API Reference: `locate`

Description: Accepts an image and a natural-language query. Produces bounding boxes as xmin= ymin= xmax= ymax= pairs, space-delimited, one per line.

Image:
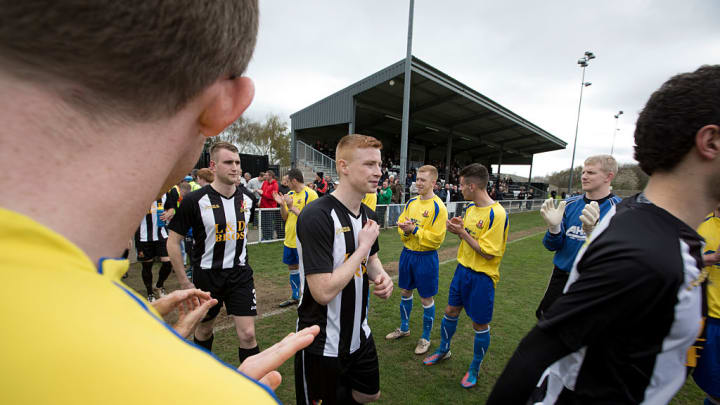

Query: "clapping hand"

xmin=540 ymin=198 xmax=566 ymax=234
xmin=151 ymin=289 xmax=218 ymax=339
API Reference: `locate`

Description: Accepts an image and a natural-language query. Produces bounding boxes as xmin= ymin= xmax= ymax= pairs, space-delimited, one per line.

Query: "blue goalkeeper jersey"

xmin=542 ymin=193 xmax=621 ymax=272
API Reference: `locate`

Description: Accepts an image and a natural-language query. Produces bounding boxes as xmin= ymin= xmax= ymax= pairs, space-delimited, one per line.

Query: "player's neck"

xmin=644 ymin=171 xmax=715 ymax=230
xmin=472 ymin=190 xmax=495 ymax=207
xmin=292 ymin=184 xmax=304 ymax=193
xmin=419 ymin=190 xmax=434 ymax=200
xmin=0 ymin=77 xmax=203 ymax=265
xmin=331 ymin=183 xmax=363 ymax=215
xmin=211 ymin=181 xmax=237 ymax=198
xmin=584 ymin=187 xmax=610 ymax=201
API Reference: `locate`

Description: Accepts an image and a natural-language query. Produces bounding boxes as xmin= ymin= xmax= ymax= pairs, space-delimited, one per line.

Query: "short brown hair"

xmin=210 ymin=141 xmax=238 ymax=160
xmin=196 ymin=168 xmax=214 ymax=183
xmin=584 ymin=155 xmax=618 ymax=175
xmin=0 ymin=0 xmax=259 ymax=121
xmin=287 ymin=168 xmax=304 ymax=183
xmin=417 ymin=165 xmax=438 ymax=182
xmin=459 ymin=163 xmax=489 ymax=187
xmin=335 ymin=134 xmax=383 ymax=162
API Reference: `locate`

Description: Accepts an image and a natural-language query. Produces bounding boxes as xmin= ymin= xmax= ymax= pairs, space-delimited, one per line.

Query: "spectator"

xmin=260 ymin=170 xmax=279 ymax=241
xmin=246 ymin=172 xmax=264 ymax=200
xmin=314 ymin=172 xmax=328 ymax=196
xmin=325 ymin=175 xmax=335 ymax=193
xmin=279 ymin=174 xmax=290 ymax=195
xmin=390 ymin=177 xmax=403 ymax=204
xmin=378 ymin=180 xmax=392 ymax=205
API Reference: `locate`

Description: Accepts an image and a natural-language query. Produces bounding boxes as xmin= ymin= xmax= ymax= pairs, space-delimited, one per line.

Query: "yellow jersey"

xmin=698 ymin=213 xmax=720 ymax=319
xmin=398 ymin=195 xmax=448 ymax=252
xmin=362 ymin=193 xmax=377 ymax=211
xmin=284 ymin=186 xmax=318 ymax=248
xmin=457 ymin=202 xmax=509 ymax=286
xmin=0 ymin=208 xmax=279 ymax=404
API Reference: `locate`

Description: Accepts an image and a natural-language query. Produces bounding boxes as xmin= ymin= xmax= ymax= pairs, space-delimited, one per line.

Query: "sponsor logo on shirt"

xmin=215 ymin=221 xmax=247 ymax=242
xmin=202 ymin=204 xmax=221 ymax=210
xmin=566 ymin=225 xmax=586 ymax=241
xmin=336 ymin=226 xmax=351 ymax=235
xmin=422 ymin=210 xmax=429 ymax=218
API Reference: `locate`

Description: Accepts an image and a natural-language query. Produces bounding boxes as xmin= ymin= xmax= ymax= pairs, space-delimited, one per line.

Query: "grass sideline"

xmin=123 ymin=211 xmax=705 ymax=404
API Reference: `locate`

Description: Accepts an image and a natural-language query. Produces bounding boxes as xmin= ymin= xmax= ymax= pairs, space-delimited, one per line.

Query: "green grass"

xmin=125 ymin=211 xmax=706 ymax=404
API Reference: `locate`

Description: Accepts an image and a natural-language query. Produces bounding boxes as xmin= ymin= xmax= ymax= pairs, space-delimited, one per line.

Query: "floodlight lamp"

xmin=585 ymin=51 xmax=595 ymax=59
xmin=618 ymin=110 xmax=624 ymax=115
xmin=577 ymin=58 xmax=587 ymax=65
xmin=584 ymin=82 xmax=592 ymax=87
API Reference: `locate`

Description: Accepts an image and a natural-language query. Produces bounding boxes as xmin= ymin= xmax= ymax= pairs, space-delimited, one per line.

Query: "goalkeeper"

xmin=536 ymin=155 xmax=621 ymax=319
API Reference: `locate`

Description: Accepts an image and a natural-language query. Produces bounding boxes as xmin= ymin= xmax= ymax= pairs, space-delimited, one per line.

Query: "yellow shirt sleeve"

xmin=414 ymin=200 xmax=448 ymax=250
xmin=477 ymin=206 xmax=508 ymax=257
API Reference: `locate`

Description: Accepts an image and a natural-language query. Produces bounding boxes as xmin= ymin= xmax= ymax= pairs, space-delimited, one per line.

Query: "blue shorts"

xmin=398 ymin=248 xmax=439 ymax=298
xmin=283 ymin=246 xmax=299 ymax=266
xmin=448 ymin=264 xmax=495 ymax=325
xmin=694 ymin=317 xmax=720 ymax=397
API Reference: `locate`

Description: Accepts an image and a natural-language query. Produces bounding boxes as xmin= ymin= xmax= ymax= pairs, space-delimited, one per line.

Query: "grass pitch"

xmin=123 ymin=211 xmax=706 ymax=404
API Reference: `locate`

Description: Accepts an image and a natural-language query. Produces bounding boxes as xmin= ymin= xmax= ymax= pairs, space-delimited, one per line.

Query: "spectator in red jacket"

xmin=314 ymin=172 xmax=328 ymax=196
xmin=260 ymin=170 xmax=279 ymax=208
xmin=260 ymin=170 xmax=279 ymax=241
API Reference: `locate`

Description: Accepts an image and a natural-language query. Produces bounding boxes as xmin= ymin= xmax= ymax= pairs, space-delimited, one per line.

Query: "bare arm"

xmin=167 ymin=230 xmax=193 ymax=289
xmin=366 ymin=253 xmax=393 ymax=299
xmin=305 ymin=220 xmax=379 ymax=305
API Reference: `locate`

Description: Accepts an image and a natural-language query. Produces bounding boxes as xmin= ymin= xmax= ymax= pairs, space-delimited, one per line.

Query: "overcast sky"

xmin=242 ymin=0 xmax=720 ymax=177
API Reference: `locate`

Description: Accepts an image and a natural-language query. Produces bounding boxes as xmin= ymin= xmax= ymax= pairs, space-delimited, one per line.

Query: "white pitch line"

xmin=214 ymin=230 xmax=545 ymax=332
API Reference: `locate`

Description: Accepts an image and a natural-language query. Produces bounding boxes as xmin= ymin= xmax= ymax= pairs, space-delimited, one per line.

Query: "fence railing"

xmin=247 ymin=199 xmax=546 ymax=245
xmin=296 ymin=140 xmax=337 ymax=179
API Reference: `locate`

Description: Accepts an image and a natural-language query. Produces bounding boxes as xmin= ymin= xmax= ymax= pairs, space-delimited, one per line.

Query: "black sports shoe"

xmin=278 ymin=298 xmax=299 ymax=308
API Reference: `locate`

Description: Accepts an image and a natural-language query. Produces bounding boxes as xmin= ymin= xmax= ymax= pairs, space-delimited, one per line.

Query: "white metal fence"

xmin=247 ymin=199 xmax=546 ymax=245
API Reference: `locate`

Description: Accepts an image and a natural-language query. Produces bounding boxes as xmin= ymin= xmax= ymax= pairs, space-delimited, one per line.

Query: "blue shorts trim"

xmin=694 ymin=317 xmax=720 ymax=397
xmin=448 ymin=264 xmax=495 ymax=324
xmin=283 ymin=246 xmax=299 ymax=266
xmin=398 ymin=248 xmax=439 ymax=298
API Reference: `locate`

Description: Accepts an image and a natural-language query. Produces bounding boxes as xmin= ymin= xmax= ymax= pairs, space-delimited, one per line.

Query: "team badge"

xmin=422 ymin=210 xmax=429 ymax=218
xmin=476 ymin=220 xmax=483 ymax=228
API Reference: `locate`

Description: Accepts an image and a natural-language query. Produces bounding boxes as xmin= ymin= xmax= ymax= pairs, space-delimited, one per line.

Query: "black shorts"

xmin=135 ymin=239 xmax=168 ymax=261
xmin=193 ymin=265 xmax=256 ymax=320
xmin=535 ymin=266 xmax=570 ymax=319
xmin=295 ymin=336 xmax=380 ymax=405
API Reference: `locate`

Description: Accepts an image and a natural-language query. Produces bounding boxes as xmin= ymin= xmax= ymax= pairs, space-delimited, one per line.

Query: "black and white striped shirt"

xmin=135 ymin=196 xmax=168 ymax=242
xmin=488 ymin=193 xmax=706 ymax=404
xmin=169 ymin=185 xmax=256 ymax=270
xmin=296 ymin=194 xmax=380 ymax=358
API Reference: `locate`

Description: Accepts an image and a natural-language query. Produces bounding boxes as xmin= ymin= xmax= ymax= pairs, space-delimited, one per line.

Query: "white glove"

xmin=579 ymin=201 xmax=600 ymax=236
xmin=540 ymin=198 xmax=566 ymax=234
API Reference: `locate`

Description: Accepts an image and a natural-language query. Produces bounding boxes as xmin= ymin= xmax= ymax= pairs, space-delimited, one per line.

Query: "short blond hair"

xmin=209 ymin=141 xmax=238 ymax=160
xmin=584 ymin=154 xmax=618 ymax=175
xmin=335 ymin=134 xmax=383 ymax=162
xmin=417 ymin=165 xmax=438 ymax=182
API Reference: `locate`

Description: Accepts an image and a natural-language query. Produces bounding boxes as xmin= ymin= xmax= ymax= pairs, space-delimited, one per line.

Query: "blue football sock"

xmin=439 ymin=314 xmax=459 ymax=352
xmin=400 ymin=295 xmax=413 ymax=332
xmin=289 ymin=270 xmax=300 ymax=300
xmin=421 ymin=301 xmax=435 ymax=340
xmin=469 ymin=327 xmax=491 ymax=373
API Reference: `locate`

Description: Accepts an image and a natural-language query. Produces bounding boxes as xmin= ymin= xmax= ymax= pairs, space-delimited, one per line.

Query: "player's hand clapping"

xmin=579 ymin=201 xmax=600 ymax=236
xmin=371 ymin=271 xmax=393 ymax=299
xmin=540 ymin=198 xmax=566 ymax=234
xmin=238 ymin=325 xmax=320 ymax=391
xmin=398 ymin=219 xmax=415 ymax=234
xmin=446 ymin=216 xmax=464 ymax=235
xmin=272 ymin=191 xmax=284 ymax=205
xmin=151 ymin=289 xmax=218 ymax=339
xmin=358 ymin=219 xmax=379 ymax=250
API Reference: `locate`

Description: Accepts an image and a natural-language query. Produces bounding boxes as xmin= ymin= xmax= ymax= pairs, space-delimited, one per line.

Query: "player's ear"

xmin=198 ymin=77 xmax=255 ymax=137
xmin=695 ymin=124 xmax=720 ymax=161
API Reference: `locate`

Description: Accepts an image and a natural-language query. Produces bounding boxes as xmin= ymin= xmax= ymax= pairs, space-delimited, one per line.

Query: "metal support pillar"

xmin=497 ymin=146 xmax=504 ymax=179
xmin=445 ymin=132 xmax=453 ymax=183
xmin=290 ymin=124 xmax=297 ymax=169
xmin=399 ymin=0 xmax=414 ymax=204
xmin=527 ymin=154 xmax=534 ymax=189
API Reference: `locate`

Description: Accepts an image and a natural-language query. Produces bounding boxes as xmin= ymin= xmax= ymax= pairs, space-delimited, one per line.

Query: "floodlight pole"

xmin=567 ymin=51 xmax=594 ymax=195
xmin=399 ymin=0 xmax=414 ymax=204
xmin=610 ymin=110 xmax=623 ymax=155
